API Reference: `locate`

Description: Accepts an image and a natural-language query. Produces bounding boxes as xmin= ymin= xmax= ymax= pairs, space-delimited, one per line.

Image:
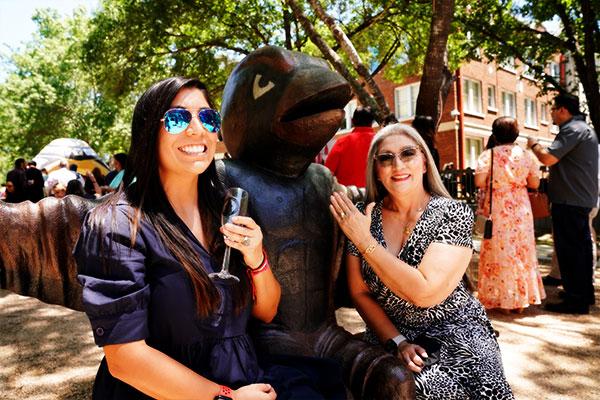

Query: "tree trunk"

xmin=415 ymin=0 xmax=455 ymax=128
xmin=307 ymin=0 xmax=395 ymax=123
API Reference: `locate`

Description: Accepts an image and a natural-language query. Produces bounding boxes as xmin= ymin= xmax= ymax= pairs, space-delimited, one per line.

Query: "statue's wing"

xmin=0 ymin=195 xmax=99 ymax=310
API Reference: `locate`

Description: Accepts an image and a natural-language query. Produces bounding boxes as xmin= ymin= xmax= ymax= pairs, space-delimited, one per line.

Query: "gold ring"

xmin=340 ymin=211 xmax=346 ymax=219
xmin=242 ymin=236 xmax=250 ymax=246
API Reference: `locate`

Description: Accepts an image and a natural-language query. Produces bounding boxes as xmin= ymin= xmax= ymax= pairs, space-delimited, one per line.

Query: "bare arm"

xmin=104 ymin=341 xmax=276 ymax=400
xmin=527 ymin=138 xmax=559 ymax=166
xmin=526 ymin=173 xmax=540 ymax=189
xmin=474 ymin=172 xmax=488 ymax=188
xmin=222 ymin=216 xmax=281 ymax=322
xmin=347 ymin=255 xmax=402 ymax=343
xmin=104 ymin=340 xmax=220 ymax=399
xmin=331 ymin=193 xmax=471 ymax=308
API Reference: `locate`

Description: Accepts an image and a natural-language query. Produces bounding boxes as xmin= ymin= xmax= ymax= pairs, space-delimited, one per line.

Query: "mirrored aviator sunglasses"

xmin=162 ymin=107 xmax=221 ymax=134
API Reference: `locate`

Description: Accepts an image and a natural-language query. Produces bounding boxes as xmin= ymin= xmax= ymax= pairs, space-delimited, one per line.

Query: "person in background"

xmin=2 ymin=181 xmax=17 ymax=202
xmin=51 ymin=183 xmax=67 ymax=199
xmin=66 ymin=179 xmax=96 ymax=199
xmin=25 ymin=161 xmax=45 ymax=202
xmin=527 ymin=93 xmax=598 ymax=314
xmin=325 ymin=106 xmax=376 ymax=187
xmin=475 ymin=117 xmax=545 ymax=313
xmin=412 ymin=115 xmax=440 ymax=171
xmin=6 ymin=158 xmax=27 ymax=203
xmin=84 ymin=167 xmax=105 ymax=198
xmin=45 ymin=160 xmax=77 ymax=193
xmin=330 ymin=123 xmax=513 ymax=399
xmin=69 ymin=164 xmax=86 ymax=186
xmin=105 ymin=152 xmax=127 ymax=190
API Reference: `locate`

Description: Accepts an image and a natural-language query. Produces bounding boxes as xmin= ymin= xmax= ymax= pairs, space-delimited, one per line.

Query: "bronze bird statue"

xmin=218 ymin=45 xmax=414 ymax=399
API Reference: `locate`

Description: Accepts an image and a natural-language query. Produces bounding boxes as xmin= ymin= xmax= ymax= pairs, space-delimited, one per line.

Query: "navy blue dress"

xmin=74 ymin=200 xmax=343 ymax=399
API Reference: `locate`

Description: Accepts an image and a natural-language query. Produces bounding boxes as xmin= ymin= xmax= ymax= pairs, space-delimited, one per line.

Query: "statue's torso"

xmin=219 ymin=160 xmax=335 ymax=332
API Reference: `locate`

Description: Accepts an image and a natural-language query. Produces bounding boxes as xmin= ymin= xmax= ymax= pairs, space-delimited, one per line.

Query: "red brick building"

xmin=372 ymin=57 xmax=562 ymax=170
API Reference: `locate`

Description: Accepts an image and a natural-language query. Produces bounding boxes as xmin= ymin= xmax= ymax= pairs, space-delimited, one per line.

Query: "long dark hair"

xmin=91 ymin=77 xmax=249 ymax=317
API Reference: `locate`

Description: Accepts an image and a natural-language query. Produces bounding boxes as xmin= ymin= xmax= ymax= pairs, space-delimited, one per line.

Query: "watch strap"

xmin=214 ymin=385 xmax=233 ymax=400
xmin=391 ymin=333 xmax=407 ymax=346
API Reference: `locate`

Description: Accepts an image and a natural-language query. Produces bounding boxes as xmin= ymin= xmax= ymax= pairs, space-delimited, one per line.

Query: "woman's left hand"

xmin=221 ymin=216 xmax=264 ymax=269
xmin=329 ymin=192 xmax=375 ymax=249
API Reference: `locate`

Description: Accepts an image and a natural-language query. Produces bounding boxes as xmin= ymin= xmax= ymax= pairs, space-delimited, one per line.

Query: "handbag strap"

xmin=488 ymin=148 xmax=494 ymax=216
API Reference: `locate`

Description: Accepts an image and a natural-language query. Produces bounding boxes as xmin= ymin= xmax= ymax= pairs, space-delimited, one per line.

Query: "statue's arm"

xmin=0 ymin=196 xmax=99 ymax=310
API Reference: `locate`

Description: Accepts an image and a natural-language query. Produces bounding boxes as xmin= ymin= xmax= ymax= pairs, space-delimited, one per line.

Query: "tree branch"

xmin=306 ymin=0 xmax=394 ymax=122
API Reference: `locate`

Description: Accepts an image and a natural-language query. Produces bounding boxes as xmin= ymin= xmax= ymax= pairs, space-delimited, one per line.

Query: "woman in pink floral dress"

xmin=475 ymin=117 xmax=546 ymax=312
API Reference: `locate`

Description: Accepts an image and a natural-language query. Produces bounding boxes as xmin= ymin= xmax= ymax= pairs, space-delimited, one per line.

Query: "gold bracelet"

xmin=363 ymin=243 xmax=377 ymax=255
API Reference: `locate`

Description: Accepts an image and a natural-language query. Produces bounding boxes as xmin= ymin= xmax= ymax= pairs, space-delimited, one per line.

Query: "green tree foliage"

xmin=458 ymin=0 xmax=600 ymax=132
xmin=0 ymin=8 xmax=129 ymax=177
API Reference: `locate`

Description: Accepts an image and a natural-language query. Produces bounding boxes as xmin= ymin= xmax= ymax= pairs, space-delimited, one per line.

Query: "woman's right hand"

xmin=233 ymin=383 xmax=276 ymax=400
xmin=398 ymin=341 xmax=428 ymax=373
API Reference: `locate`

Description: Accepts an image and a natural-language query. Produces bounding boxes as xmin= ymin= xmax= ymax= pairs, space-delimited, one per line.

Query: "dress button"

xmin=96 ymin=327 xmax=105 ymax=336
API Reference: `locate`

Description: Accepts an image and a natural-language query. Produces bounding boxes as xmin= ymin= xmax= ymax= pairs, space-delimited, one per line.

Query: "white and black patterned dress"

xmin=348 ymin=195 xmax=514 ymax=399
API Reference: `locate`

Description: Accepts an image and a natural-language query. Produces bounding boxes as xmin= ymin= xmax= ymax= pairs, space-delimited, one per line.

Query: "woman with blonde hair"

xmin=330 ymin=123 xmax=513 ymax=399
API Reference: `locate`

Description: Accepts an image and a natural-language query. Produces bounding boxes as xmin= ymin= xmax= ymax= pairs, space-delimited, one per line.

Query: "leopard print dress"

xmin=348 ymin=195 xmax=514 ymax=399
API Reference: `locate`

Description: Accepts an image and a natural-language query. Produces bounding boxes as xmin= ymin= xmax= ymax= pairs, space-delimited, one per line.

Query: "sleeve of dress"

xmin=475 ymin=148 xmax=490 ymax=175
xmin=73 ymin=206 xmax=150 ymax=347
xmin=433 ymin=200 xmax=474 ymax=249
xmin=346 ymin=202 xmax=366 ymax=257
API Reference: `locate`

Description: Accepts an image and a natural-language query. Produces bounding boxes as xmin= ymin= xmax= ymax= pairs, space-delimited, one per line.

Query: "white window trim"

xmin=540 ymin=103 xmax=549 ymax=125
xmin=463 ymin=78 xmax=483 ymax=115
xmin=502 ymin=91 xmax=517 ymax=118
xmin=524 ymin=97 xmax=538 ymax=129
xmin=487 ymin=85 xmax=497 ymax=113
xmin=394 ymin=83 xmax=420 ymax=121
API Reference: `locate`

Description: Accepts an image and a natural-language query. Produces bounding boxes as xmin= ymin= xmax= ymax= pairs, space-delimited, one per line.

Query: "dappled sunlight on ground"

xmin=0 ymin=290 xmax=102 ymax=399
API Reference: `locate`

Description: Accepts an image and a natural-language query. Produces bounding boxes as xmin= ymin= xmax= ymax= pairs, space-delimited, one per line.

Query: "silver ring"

xmin=340 ymin=211 xmax=346 ymax=219
xmin=242 ymin=236 xmax=250 ymax=246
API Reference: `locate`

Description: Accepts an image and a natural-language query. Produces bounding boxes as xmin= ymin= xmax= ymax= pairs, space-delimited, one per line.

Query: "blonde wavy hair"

xmin=365 ymin=123 xmax=451 ymax=203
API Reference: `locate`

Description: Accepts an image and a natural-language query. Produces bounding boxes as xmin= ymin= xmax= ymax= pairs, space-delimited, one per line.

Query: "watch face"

xmin=384 ymin=338 xmax=398 ymax=355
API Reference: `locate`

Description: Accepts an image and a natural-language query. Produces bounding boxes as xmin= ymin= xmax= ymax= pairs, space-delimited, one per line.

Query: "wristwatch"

xmin=384 ymin=334 xmax=407 ymax=356
xmin=214 ymin=385 xmax=233 ymax=400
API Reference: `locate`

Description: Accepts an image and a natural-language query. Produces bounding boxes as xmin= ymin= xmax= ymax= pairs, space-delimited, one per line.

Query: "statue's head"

xmin=221 ymin=46 xmax=352 ymax=178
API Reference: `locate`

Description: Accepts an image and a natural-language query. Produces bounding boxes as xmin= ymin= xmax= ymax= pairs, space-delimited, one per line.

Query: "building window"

xmin=464 ymin=137 xmax=483 ymax=169
xmin=540 ymin=103 xmax=549 ymax=124
xmin=462 ymin=78 xmax=483 ymax=115
xmin=500 ymin=56 xmax=516 ymax=73
xmin=394 ymin=83 xmax=420 ymax=120
xmin=524 ymin=98 xmax=537 ymax=127
xmin=487 ymin=85 xmax=497 ymax=111
xmin=502 ymin=91 xmax=516 ymax=117
xmin=548 ymin=62 xmax=560 ymax=80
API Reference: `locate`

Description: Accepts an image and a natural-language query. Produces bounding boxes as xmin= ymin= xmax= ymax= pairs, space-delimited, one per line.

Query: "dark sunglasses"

xmin=374 ymin=146 xmax=421 ymax=166
xmin=161 ymin=107 xmax=221 ymax=134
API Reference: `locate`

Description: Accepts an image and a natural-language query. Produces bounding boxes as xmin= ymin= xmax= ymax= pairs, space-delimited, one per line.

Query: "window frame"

xmin=394 ymin=83 xmax=420 ymax=121
xmin=462 ymin=78 xmax=484 ymax=117
xmin=502 ymin=91 xmax=517 ymax=118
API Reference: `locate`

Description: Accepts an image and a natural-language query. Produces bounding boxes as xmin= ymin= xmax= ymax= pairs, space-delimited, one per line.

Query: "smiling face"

xmin=157 ymin=87 xmax=218 ymax=182
xmin=375 ymin=134 xmax=427 ymax=197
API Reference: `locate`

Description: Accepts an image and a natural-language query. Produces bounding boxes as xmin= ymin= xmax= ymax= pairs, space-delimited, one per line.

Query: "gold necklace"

xmin=401 ymin=200 xmax=429 ymax=236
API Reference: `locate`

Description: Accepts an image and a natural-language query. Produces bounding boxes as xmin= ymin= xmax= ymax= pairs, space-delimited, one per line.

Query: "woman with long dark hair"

xmin=74 ymin=77 xmax=280 ymax=399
